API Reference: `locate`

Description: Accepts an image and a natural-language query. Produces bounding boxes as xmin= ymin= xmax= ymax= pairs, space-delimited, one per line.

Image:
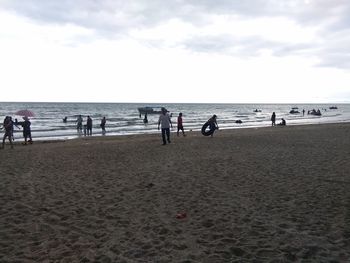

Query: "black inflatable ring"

xmin=201 ymin=121 xmax=215 ymax=136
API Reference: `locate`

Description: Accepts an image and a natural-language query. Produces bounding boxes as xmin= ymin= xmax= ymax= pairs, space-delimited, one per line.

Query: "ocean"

xmin=1 ymin=102 xmax=349 ymax=141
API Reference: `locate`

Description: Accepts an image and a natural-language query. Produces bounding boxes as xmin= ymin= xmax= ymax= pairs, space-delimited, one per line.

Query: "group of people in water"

xmin=2 ymin=107 xmax=302 ymax=148
xmin=64 ymin=106 xmax=324 ymax=146
xmin=1 ymin=109 xmax=277 ymax=148
xmin=70 ymin=115 xmax=106 ymax=136
xmin=1 ymin=116 xmax=32 ymax=149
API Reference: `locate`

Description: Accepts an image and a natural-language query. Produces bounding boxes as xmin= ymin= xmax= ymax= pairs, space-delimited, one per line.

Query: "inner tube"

xmin=201 ymin=121 xmax=215 ymax=136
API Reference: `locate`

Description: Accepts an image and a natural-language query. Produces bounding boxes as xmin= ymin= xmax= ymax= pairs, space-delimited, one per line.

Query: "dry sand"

xmin=1 ymin=123 xmax=350 ymax=262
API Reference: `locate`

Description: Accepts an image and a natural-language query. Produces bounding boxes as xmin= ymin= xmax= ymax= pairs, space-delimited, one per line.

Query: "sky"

xmin=1 ymin=0 xmax=350 ymax=103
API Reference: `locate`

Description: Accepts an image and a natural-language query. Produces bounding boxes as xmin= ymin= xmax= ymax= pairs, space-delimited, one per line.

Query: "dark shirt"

xmin=87 ymin=118 xmax=92 ymax=128
xmin=101 ymin=119 xmax=106 ymax=128
xmin=271 ymin=114 xmax=276 ymax=121
xmin=22 ymin=120 xmax=31 ymax=132
xmin=4 ymin=120 xmax=14 ymax=132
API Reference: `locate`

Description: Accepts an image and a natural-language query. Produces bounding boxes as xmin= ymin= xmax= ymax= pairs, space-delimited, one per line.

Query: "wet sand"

xmin=1 ymin=123 xmax=350 ymax=262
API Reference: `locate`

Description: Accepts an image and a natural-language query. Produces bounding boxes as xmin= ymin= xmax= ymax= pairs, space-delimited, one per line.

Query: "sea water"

xmin=1 ymin=102 xmax=349 ymax=141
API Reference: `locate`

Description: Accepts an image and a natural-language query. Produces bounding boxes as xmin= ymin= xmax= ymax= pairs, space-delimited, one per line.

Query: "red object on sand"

xmin=15 ymin=109 xmax=35 ymax=117
xmin=176 ymin=212 xmax=187 ymax=219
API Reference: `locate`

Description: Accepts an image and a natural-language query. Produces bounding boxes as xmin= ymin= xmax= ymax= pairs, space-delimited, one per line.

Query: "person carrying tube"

xmin=201 ymin=114 xmax=219 ymax=137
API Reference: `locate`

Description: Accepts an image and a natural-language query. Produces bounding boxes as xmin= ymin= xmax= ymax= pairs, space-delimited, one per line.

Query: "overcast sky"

xmin=1 ymin=0 xmax=350 ymax=103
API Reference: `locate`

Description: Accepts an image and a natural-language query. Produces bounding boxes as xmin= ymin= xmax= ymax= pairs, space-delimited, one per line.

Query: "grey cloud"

xmin=1 ymin=0 xmax=144 ymax=37
xmin=319 ymin=54 xmax=350 ymax=69
xmin=1 ymin=0 xmax=187 ymax=34
xmin=183 ymin=32 xmax=350 ymax=70
xmin=316 ymin=47 xmax=350 ymax=69
xmin=182 ymin=34 xmax=322 ymax=59
xmin=272 ymin=43 xmax=318 ymax=57
xmin=182 ymin=35 xmax=282 ymax=57
xmin=313 ymin=27 xmax=350 ymax=68
xmin=3 ymin=0 xmax=349 ymax=32
xmin=2 ymin=0 xmax=350 ymax=68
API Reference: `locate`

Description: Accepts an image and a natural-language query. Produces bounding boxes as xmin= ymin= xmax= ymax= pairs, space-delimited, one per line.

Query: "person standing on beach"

xmin=87 ymin=116 xmax=93 ymax=136
xmin=76 ymin=115 xmax=83 ymax=132
xmin=21 ymin=116 xmax=33 ymax=144
xmin=177 ymin=112 xmax=186 ymax=137
xmin=208 ymin=114 xmax=219 ymax=137
xmin=158 ymin=107 xmax=172 ymax=145
xmin=1 ymin=116 xmax=14 ymax=149
xmin=100 ymin=117 xmax=106 ymax=135
xmin=271 ymin=112 xmax=276 ymax=126
xmin=10 ymin=117 xmax=20 ymax=142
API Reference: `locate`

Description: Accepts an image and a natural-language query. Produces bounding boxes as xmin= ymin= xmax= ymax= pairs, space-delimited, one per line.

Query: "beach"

xmin=1 ymin=123 xmax=350 ymax=262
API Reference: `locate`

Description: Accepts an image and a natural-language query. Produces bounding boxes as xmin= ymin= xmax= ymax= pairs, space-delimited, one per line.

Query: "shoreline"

xmin=5 ymin=120 xmax=350 ymax=144
xmin=1 ymin=122 xmax=350 ymax=261
xmin=2 ymin=102 xmax=349 ymax=143
xmin=6 ymin=120 xmax=350 ymax=144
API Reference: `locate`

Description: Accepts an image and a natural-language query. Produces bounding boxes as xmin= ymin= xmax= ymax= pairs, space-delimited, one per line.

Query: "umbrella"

xmin=15 ymin=109 xmax=35 ymax=117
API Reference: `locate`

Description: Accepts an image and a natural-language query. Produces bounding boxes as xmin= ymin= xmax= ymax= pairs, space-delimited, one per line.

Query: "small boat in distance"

xmin=308 ymin=109 xmax=322 ymax=116
xmin=289 ymin=108 xmax=300 ymax=114
xmin=138 ymin=106 xmax=166 ymax=118
xmin=329 ymin=106 xmax=338 ymax=109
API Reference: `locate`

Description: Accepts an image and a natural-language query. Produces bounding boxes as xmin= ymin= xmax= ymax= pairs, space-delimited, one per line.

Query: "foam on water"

xmin=1 ymin=102 xmax=349 ymax=141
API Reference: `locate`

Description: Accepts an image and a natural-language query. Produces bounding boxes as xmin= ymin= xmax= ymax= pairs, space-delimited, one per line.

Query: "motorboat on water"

xmin=138 ymin=106 xmax=167 ymax=118
xmin=329 ymin=106 xmax=338 ymax=109
xmin=308 ymin=109 xmax=322 ymax=116
xmin=289 ymin=108 xmax=300 ymax=114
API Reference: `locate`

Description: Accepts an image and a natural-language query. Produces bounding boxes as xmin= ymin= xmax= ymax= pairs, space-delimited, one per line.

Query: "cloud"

xmin=182 ymin=34 xmax=278 ymax=57
xmin=2 ymin=0 xmax=348 ymax=32
xmin=0 ymin=0 xmax=187 ymax=36
xmin=1 ymin=0 xmax=350 ymax=68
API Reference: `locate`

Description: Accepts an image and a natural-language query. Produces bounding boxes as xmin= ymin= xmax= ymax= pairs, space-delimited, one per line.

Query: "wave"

xmin=2 ymin=102 xmax=350 ymax=141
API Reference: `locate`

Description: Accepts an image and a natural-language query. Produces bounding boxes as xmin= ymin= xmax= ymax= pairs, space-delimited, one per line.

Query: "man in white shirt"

xmin=158 ymin=107 xmax=173 ymax=145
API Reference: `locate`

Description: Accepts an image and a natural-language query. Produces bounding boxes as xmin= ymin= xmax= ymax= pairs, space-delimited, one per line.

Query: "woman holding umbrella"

xmin=15 ymin=110 xmax=34 ymax=144
xmin=21 ymin=116 xmax=33 ymax=144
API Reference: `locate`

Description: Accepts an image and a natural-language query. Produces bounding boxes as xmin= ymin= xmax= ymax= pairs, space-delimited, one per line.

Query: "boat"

xmin=308 ymin=109 xmax=322 ymax=116
xmin=253 ymin=109 xmax=262 ymax=112
xmin=329 ymin=106 xmax=338 ymax=109
xmin=138 ymin=106 xmax=165 ymax=118
xmin=310 ymin=111 xmax=322 ymax=116
xmin=289 ymin=109 xmax=300 ymax=114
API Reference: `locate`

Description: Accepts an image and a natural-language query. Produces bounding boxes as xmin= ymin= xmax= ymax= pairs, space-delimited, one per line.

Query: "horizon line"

xmin=0 ymin=101 xmax=349 ymax=104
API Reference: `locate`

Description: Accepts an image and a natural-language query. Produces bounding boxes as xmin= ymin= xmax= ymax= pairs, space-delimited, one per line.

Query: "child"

xmin=177 ymin=113 xmax=186 ymax=137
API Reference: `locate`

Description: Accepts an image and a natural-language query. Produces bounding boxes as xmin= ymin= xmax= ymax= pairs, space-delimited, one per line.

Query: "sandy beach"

xmin=1 ymin=123 xmax=350 ymax=262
